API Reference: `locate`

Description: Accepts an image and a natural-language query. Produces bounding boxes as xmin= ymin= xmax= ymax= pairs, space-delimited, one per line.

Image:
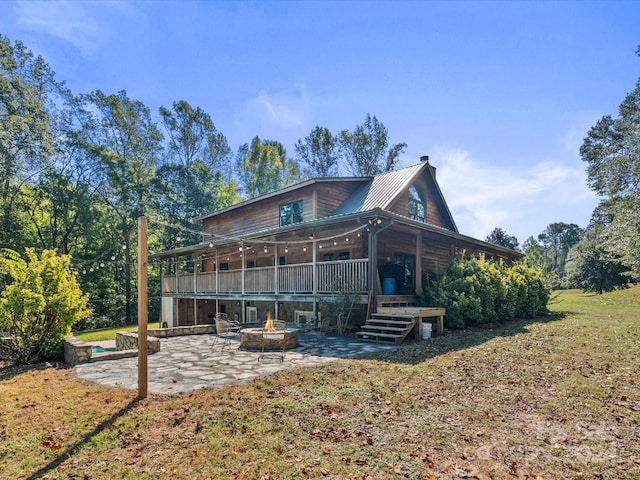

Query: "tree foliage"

xmin=339 ymin=114 xmax=406 ymax=176
xmin=0 ymin=34 xmax=62 ymax=249
xmin=580 ymin=54 xmax=640 ymax=279
xmin=295 ymin=126 xmax=340 ymax=179
xmin=565 ymin=222 xmax=629 ymax=294
xmin=536 ymin=222 xmax=583 ymax=279
xmin=485 ymin=227 xmax=519 ymax=250
xmin=236 ymin=136 xmax=301 ymax=198
xmin=159 ymin=99 xmax=231 ymax=172
xmin=0 ymin=248 xmax=91 ymax=363
xmin=79 ymin=90 xmax=163 ymax=324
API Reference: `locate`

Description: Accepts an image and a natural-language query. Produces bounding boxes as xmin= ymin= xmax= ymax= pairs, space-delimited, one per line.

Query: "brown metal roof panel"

xmin=331 ymin=163 xmax=427 ymax=215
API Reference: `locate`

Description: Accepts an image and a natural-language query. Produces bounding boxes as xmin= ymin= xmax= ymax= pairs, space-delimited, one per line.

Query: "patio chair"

xmin=315 ymin=314 xmax=332 ymax=348
xmin=296 ymin=314 xmax=317 ymax=346
xmin=258 ymin=319 xmax=286 ymax=363
xmin=211 ymin=314 xmax=241 ymax=351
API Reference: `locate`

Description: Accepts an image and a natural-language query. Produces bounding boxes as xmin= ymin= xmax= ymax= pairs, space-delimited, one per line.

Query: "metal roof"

xmin=331 ymin=162 xmax=428 ymax=215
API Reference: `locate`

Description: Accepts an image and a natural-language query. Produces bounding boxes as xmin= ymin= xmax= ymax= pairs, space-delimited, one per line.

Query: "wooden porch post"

xmin=174 ymin=255 xmax=180 ymax=327
xmin=137 ymin=216 xmax=148 ymax=399
xmin=312 ymin=238 xmax=318 ymax=321
xmin=193 ymin=254 xmax=197 ymax=325
xmin=241 ymin=241 xmax=245 ymax=296
xmin=415 ymin=234 xmax=423 ymax=292
xmin=368 ymin=228 xmax=378 ymax=313
xmin=274 ymin=243 xmax=279 ymax=295
xmin=215 ymin=249 xmax=219 ymax=295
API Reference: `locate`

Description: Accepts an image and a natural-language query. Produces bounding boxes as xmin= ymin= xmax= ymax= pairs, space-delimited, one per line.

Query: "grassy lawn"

xmin=73 ymin=323 xmax=162 ymax=342
xmin=1 ymin=288 xmax=639 ymax=479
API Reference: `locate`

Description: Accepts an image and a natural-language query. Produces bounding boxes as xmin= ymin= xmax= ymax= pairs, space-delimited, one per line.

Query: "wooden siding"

xmin=202 ymin=180 xmax=368 ymax=238
xmin=386 ymin=172 xmax=455 ymax=230
xmin=314 ymin=181 xmax=365 ymax=218
xmin=203 ymin=185 xmax=315 ymax=238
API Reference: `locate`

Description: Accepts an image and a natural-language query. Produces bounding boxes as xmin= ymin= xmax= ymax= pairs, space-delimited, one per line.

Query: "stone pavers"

xmin=75 ymin=334 xmax=395 ymax=394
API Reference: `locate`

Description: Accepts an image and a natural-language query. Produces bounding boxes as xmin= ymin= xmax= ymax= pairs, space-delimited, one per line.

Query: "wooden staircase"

xmin=356 ymin=313 xmax=419 ymax=344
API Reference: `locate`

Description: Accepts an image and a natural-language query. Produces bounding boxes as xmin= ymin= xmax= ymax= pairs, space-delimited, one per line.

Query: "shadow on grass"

xmin=0 ymin=360 xmax=72 ymax=382
xmin=25 ymin=397 xmax=141 ymax=480
xmin=359 ymin=312 xmax=568 ymax=365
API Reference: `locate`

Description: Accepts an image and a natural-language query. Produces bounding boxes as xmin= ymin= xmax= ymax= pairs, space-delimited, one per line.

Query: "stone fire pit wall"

xmin=239 ymin=327 xmax=298 ymax=350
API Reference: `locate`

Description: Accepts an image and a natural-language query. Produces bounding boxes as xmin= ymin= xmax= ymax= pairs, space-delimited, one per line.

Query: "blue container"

xmin=382 ymin=278 xmax=395 ymax=295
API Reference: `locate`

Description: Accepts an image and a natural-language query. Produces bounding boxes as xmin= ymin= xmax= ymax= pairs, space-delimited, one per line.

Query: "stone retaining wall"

xmin=64 ymin=336 xmax=93 ymax=365
xmin=116 ymin=331 xmax=161 ymax=353
xmin=148 ymin=325 xmax=215 ymax=338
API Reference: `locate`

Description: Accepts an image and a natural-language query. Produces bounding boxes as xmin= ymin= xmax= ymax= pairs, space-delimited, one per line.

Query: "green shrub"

xmin=420 ymin=258 xmax=549 ymax=329
xmin=0 ymin=248 xmax=91 ymax=363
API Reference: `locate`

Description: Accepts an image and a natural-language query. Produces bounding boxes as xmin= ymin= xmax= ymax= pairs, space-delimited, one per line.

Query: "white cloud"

xmin=434 ymin=146 xmax=599 ymax=243
xmin=14 ymin=0 xmax=104 ymax=53
xmin=234 ymin=84 xmax=312 ymax=141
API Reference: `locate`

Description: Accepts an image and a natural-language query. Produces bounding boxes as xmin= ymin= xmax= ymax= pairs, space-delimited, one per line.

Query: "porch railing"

xmin=161 ymin=259 xmax=368 ymax=295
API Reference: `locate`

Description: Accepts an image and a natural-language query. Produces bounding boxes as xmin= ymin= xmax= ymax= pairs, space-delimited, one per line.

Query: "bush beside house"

xmin=421 ymin=258 xmax=549 ymax=329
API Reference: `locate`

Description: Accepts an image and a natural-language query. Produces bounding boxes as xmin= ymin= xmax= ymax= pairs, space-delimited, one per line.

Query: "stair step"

xmin=371 ymin=313 xmax=417 ymax=321
xmin=360 ymin=326 xmax=407 ymax=333
xmin=367 ymin=319 xmax=414 ymax=327
xmin=356 ymin=331 xmax=403 ymax=344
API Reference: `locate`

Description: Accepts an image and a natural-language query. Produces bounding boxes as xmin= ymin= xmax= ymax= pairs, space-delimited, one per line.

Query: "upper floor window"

xmin=280 ymin=200 xmax=303 ymax=227
xmin=408 ymin=186 xmax=426 ymax=223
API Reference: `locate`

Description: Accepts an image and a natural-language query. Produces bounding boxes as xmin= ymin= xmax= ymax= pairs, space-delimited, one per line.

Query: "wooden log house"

xmin=153 ymin=157 xmax=523 ymax=331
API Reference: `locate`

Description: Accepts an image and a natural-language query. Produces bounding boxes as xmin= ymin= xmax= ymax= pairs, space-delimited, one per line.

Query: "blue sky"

xmin=1 ymin=0 xmax=639 ymax=244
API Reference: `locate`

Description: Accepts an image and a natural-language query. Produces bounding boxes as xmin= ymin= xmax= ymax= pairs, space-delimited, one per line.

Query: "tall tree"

xmin=485 ymin=227 xmax=519 ymax=250
xmin=537 ymin=222 xmax=583 ymax=278
xmin=236 ymin=136 xmax=301 ymax=198
xmin=159 ymin=100 xmax=231 ymax=172
xmin=339 ymin=114 xmax=406 ymax=176
xmin=565 ymin=222 xmax=629 ymax=294
xmin=295 ymin=126 xmax=340 ymax=178
xmin=155 ymin=100 xmax=238 ymax=246
xmin=80 ymin=90 xmax=163 ymax=324
xmin=580 ymin=52 xmax=640 ymax=278
xmin=0 ymin=35 xmax=60 ymax=249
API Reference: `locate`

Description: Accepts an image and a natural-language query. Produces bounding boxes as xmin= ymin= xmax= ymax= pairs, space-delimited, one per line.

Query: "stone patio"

xmin=75 ymin=333 xmax=396 ymax=394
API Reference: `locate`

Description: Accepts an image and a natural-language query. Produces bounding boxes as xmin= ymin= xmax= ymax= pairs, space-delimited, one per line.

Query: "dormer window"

xmin=280 ymin=200 xmax=303 ymax=227
xmin=408 ymin=186 xmax=425 ymax=223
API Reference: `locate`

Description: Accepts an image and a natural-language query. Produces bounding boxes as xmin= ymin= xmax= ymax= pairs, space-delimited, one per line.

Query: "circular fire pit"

xmin=240 ymin=327 xmax=298 ymax=350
